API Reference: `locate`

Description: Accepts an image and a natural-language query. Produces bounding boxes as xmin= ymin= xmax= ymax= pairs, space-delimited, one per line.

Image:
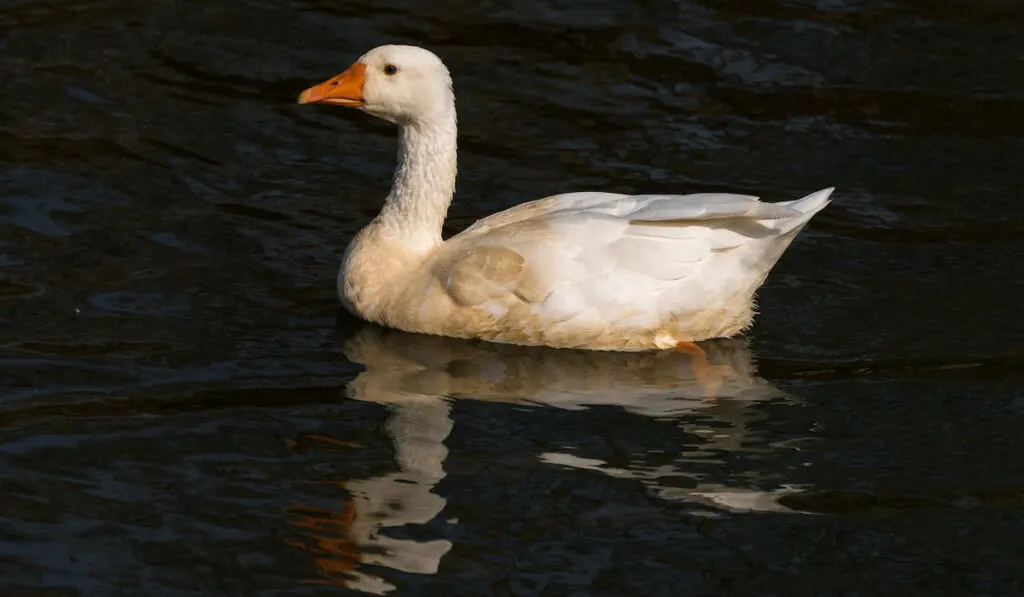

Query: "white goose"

xmin=298 ymin=44 xmax=832 ymax=353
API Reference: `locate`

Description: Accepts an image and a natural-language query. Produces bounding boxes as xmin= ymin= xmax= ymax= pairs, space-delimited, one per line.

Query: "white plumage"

xmin=297 ymin=45 xmax=832 ymax=351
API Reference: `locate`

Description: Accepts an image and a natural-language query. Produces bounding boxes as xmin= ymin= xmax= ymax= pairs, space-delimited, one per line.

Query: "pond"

xmin=1 ymin=0 xmax=1022 ymax=594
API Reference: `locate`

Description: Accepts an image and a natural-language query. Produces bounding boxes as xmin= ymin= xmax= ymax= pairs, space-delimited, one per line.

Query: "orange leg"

xmin=674 ymin=341 xmax=732 ymax=401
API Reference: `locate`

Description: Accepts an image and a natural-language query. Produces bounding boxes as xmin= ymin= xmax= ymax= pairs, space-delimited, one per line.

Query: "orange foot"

xmin=674 ymin=341 xmax=733 ymax=401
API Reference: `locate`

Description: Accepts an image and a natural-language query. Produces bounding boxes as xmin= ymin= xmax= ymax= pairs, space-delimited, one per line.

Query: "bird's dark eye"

xmin=383 ymin=64 xmax=398 ymax=76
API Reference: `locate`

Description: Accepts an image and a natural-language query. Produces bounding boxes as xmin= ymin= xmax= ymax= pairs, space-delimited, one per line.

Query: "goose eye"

xmin=383 ymin=64 xmax=398 ymax=76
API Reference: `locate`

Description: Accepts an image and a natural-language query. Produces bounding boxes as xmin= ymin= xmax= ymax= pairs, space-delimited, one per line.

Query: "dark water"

xmin=2 ymin=0 xmax=1023 ymax=594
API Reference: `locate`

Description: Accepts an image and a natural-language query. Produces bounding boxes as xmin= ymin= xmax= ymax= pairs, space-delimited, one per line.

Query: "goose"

xmin=297 ymin=44 xmax=832 ymax=353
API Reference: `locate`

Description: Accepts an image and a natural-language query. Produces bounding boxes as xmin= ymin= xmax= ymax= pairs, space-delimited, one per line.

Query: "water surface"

xmin=1 ymin=0 xmax=1022 ymax=594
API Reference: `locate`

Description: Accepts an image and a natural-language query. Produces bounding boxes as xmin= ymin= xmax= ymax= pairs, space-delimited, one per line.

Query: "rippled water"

xmin=2 ymin=0 xmax=1023 ymax=594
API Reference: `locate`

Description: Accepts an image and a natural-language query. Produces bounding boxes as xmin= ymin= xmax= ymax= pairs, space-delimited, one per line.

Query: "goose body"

xmin=298 ymin=45 xmax=832 ymax=351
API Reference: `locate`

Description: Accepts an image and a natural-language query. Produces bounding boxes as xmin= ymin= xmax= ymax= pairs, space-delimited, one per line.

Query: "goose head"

xmin=297 ymin=44 xmax=454 ymax=126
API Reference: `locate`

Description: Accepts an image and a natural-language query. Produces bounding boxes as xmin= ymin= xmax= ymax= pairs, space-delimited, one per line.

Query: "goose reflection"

xmin=288 ymin=323 xmax=795 ymax=593
xmin=343 ymin=325 xmax=781 ymax=415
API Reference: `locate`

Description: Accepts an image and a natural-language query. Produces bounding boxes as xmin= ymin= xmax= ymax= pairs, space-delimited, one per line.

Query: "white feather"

xmin=458 ymin=187 xmax=835 ymax=328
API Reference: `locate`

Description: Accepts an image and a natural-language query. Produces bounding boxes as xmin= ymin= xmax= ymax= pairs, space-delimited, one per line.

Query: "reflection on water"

xmin=287 ymin=324 xmax=794 ymax=591
xmin=286 ymin=381 xmax=453 ymax=593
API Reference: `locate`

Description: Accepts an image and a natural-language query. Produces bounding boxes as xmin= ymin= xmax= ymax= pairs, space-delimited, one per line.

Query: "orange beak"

xmin=297 ymin=63 xmax=366 ymax=107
